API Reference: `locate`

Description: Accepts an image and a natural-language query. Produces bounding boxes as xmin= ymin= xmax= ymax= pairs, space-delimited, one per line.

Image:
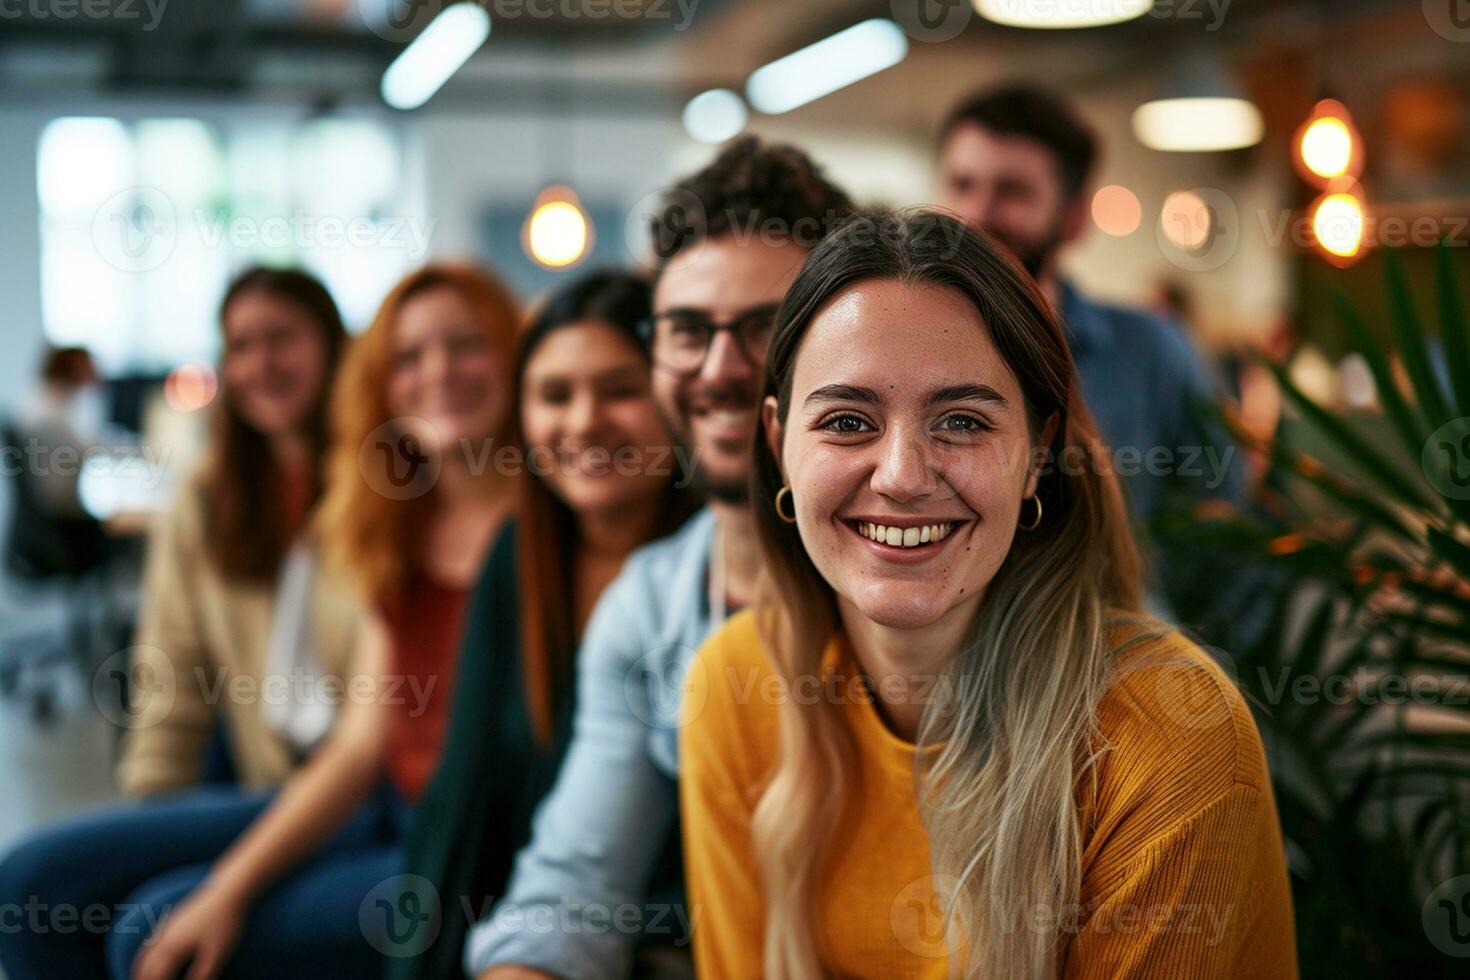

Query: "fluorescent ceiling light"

xmin=746 ymin=19 xmax=908 ymax=115
xmin=683 ymin=89 xmax=748 ymax=144
xmin=974 ymin=0 xmax=1154 ymax=29
xmin=381 ymin=3 xmax=492 ymax=110
xmin=1132 ymin=97 xmax=1264 ymax=152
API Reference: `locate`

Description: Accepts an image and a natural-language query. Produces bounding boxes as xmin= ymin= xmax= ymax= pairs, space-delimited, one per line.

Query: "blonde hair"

xmin=750 ymin=210 xmax=1153 ymax=977
xmin=318 ymin=262 xmax=519 ymax=603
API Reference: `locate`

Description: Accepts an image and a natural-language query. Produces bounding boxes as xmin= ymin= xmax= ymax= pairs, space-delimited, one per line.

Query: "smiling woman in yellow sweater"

xmin=679 ymin=210 xmax=1297 ymax=979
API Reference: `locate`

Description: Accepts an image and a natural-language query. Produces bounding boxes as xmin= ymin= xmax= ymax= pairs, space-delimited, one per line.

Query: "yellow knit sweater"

xmin=679 ymin=609 xmax=1298 ymax=978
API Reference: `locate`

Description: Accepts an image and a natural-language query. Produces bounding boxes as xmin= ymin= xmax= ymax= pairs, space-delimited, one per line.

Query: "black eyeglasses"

xmin=637 ymin=303 xmax=780 ymax=377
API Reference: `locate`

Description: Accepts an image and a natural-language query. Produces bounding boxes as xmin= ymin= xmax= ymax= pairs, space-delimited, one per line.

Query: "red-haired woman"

xmin=118 ymin=262 xmax=521 ymax=980
xmin=390 ymin=269 xmax=700 ymax=978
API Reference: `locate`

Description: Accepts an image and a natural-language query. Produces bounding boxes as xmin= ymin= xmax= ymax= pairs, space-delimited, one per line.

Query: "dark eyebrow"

xmin=803 ymin=383 xmax=881 ymax=408
xmin=804 ymin=382 xmax=1008 ymax=410
xmin=654 ymin=302 xmax=781 ymax=321
xmin=532 ymin=364 xmax=647 ymax=386
xmin=595 ymin=365 xmax=649 ymax=384
xmin=928 ymin=383 xmax=1008 ymax=408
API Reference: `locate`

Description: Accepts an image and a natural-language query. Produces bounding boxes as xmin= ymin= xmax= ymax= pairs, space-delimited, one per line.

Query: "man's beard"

xmin=692 ymin=462 xmax=750 ymax=505
xmin=660 ymin=381 xmax=757 ymax=505
xmin=989 ymin=218 xmax=1066 ymax=282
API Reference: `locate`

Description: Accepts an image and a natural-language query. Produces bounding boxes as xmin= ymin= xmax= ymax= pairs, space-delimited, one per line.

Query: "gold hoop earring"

xmin=1019 ymin=495 xmax=1043 ymax=531
xmin=774 ymin=485 xmax=798 ymax=524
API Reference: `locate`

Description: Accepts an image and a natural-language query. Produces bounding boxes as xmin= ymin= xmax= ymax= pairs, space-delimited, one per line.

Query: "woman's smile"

xmin=839 ymin=515 xmax=974 ymax=563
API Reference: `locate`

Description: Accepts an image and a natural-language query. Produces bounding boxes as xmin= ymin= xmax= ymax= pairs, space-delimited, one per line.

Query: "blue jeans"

xmin=0 ymin=785 xmax=407 ymax=979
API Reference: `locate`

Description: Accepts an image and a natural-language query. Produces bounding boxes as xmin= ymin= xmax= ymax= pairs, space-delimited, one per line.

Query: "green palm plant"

xmin=1157 ymin=243 xmax=1470 ymax=978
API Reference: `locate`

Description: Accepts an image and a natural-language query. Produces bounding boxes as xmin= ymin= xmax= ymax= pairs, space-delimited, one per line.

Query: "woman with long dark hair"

xmin=391 ymin=269 xmax=699 ymax=978
xmin=680 ymin=211 xmax=1297 ymax=978
xmin=123 ymin=266 xmax=356 ymax=793
xmin=0 ymin=266 xmax=359 ymax=979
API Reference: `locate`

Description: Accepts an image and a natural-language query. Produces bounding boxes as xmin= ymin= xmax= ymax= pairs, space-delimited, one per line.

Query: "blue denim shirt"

xmin=464 ymin=508 xmax=716 ymax=979
xmin=1058 ymin=280 xmax=1245 ymax=522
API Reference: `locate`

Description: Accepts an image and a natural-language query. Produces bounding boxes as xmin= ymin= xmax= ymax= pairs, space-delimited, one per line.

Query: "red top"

xmin=277 ymin=461 xmax=312 ymax=543
xmin=379 ymin=573 xmax=470 ymax=802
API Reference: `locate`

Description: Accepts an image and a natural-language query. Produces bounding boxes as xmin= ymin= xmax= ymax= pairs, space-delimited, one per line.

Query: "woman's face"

xmin=386 ymin=284 xmax=510 ymax=454
xmin=521 ymin=321 xmax=672 ymax=517
xmin=221 ymin=290 xmax=330 ymax=438
xmin=765 ymin=278 xmax=1050 ymax=632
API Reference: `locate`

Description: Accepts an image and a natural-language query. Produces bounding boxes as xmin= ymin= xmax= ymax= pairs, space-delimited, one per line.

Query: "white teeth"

xmin=857 ymin=521 xmax=956 ymax=548
xmin=704 ymin=409 xmax=753 ymax=426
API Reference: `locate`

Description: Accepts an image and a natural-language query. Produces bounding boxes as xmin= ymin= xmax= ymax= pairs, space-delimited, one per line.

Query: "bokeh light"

xmin=1091 ymin=184 xmax=1142 ymax=236
xmin=1310 ymin=188 xmax=1367 ymax=262
xmin=523 ymin=187 xmax=592 ymax=269
xmin=1159 ymin=191 xmax=1212 ymax=251
xmin=1293 ymin=100 xmax=1363 ymax=186
xmin=163 ymin=362 xmax=218 ymax=413
xmin=683 ymin=89 xmax=748 ymax=144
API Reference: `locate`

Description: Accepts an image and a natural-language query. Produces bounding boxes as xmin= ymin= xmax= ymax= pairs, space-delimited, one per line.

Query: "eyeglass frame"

xmin=635 ymin=302 xmax=781 ymax=377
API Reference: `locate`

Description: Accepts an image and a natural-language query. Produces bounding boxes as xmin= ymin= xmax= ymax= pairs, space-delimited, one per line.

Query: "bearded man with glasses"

xmin=468 ymin=137 xmax=852 ymax=980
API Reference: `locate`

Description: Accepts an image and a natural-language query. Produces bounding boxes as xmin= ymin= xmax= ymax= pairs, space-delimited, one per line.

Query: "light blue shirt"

xmin=464 ymin=508 xmax=716 ymax=979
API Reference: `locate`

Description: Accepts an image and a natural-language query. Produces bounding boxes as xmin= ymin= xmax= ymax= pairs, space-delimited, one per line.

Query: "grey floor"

xmin=0 ymin=562 xmax=122 ymax=980
xmin=0 ymin=471 xmax=124 ymax=879
xmin=0 ymin=583 xmax=121 ymax=854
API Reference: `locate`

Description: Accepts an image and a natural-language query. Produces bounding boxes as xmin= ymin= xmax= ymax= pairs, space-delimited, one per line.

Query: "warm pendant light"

xmin=1293 ymin=98 xmax=1364 ymax=187
xmin=973 ymin=0 xmax=1153 ymax=29
xmin=1133 ymin=55 xmax=1263 ymax=152
xmin=523 ymin=185 xmax=593 ymax=270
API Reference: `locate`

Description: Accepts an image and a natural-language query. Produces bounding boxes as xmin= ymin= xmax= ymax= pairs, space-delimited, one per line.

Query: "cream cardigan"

xmin=117 ymin=475 xmax=363 ymax=796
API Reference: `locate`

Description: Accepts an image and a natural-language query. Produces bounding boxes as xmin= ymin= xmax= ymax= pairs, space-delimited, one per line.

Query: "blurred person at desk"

xmin=3 ymin=345 xmax=114 ymax=579
xmin=16 ymin=345 xmax=106 ymax=518
xmin=0 ymin=266 xmax=360 ymax=979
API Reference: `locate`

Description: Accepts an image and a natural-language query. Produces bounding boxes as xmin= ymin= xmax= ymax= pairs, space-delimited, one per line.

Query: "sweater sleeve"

xmin=117 ymin=483 xmax=217 ymax=797
xmin=1064 ymin=781 xmax=1297 ymax=978
xmin=678 ymin=626 xmax=767 ymax=980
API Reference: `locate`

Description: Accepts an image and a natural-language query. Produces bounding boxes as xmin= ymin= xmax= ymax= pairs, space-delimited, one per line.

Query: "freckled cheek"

xmin=789 ymin=446 xmax=863 ymax=528
xmin=936 ymin=441 xmax=1030 ymax=511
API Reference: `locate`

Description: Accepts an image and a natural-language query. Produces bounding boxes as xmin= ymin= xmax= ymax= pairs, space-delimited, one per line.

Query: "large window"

xmin=38 ymin=115 xmax=418 ymax=372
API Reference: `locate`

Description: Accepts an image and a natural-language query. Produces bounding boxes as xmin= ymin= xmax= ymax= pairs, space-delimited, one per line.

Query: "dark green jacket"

xmin=388 ymin=521 xmax=574 ymax=980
